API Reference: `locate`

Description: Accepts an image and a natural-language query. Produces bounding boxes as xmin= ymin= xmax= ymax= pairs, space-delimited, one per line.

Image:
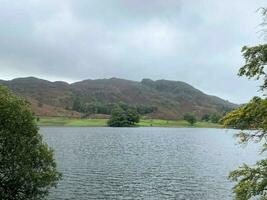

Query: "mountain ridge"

xmin=0 ymin=77 xmax=237 ymax=119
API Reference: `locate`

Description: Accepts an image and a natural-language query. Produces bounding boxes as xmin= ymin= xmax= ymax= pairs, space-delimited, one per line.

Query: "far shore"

xmin=37 ymin=117 xmax=223 ymax=128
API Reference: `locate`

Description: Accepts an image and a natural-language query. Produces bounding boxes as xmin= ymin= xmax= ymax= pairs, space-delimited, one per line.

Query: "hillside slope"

xmin=0 ymin=77 xmax=237 ymax=119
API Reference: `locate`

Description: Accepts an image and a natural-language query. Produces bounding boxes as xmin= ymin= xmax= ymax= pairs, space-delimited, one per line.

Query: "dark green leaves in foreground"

xmin=0 ymin=85 xmax=61 ymax=200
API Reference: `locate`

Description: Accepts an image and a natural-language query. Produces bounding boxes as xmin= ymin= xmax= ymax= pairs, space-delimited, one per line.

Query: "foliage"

xmin=183 ymin=113 xmax=197 ymax=125
xmin=222 ymin=97 xmax=267 ymax=199
xmin=71 ymin=100 xmax=157 ymax=117
xmin=83 ymin=102 xmax=113 ymax=115
xmin=136 ymin=105 xmax=158 ymax=115
xmin=201 ymin=113 xmax=210 ymax=121
xmin=239 ymin=44 xmax=267 ymax=92
xmin=210 ymin=113 xmax=222 ymax=123
xmin=201 ymin=113 xmax=222 ymax=123
xmin=0 ymin=85 xmax=61 ymax=200
xmin=72 ymin=97 xmax=83 ymax=112
xmin=107 ymin=106 xmax=130 ymax=127
xmin=229 ymin=160 xmax=267 ymax=200
xmin=127 ymin=108 xmax=140 ymax=125
xmin=221 ymin=9 xmax=267 ymax=200
xmin=107 ymin=105 xmax=140 ymax=127
xmin=222 ymin=97 xmax=267 ymax=133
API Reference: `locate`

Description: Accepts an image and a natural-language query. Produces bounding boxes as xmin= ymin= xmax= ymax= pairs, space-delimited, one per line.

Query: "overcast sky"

xmin=0 ymin=0 xmax=266 ymax=103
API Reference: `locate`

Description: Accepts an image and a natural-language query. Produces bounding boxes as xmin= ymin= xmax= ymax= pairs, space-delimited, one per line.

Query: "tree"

xmin=107 ymin=105 xmax=140 ymax=127
xmin=183 ymin=113 xmax=197 ymax=126
xmin=107 ymin=105 xmax=130 ymax=127
xmin=127 ymin=108 xmax=140 ymax=125
xmin=221 ymin=9 xmax=267 ymax=200
xmin=0 ymin=85 xmax=61 ymax=200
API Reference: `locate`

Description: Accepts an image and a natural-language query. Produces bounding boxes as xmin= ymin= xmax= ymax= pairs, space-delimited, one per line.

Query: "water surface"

xmin=41 ymin=127 xmax=260 ymax=200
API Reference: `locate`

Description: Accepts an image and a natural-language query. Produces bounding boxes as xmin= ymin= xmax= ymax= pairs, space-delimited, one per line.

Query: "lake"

xmin=41 ymin=127 xmax=260 ymax=200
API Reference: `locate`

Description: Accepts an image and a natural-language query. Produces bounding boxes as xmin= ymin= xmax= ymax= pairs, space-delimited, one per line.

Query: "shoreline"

xmin=37 ymin=117 xmax=223 ymax=128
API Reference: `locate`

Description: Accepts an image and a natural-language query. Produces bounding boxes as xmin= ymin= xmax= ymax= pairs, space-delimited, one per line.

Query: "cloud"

xmin=0 ymin=0 xmax=266 ymax=103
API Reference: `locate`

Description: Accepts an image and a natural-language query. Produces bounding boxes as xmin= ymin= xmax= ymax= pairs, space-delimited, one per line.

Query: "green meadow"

xmin=37 ymin=117 xmax=222 ymax=128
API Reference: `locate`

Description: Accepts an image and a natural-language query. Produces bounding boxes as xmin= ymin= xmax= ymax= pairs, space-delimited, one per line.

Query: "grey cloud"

xmin=0 ymin=0 xmax=266 ymax=103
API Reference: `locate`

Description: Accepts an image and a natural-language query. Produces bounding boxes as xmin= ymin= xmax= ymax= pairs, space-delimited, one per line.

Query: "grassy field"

xmin=38 ymin=117 xmax=108 ymax=127
xmin=138 ymin=119 xmax=222 ymax=128
xmin=37 ymin=117 xmax=222 ymax=128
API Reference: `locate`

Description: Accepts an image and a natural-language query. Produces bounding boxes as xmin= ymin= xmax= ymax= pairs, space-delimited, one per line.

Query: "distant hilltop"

xmin=0 ymin=77 xmax=237 ymax=119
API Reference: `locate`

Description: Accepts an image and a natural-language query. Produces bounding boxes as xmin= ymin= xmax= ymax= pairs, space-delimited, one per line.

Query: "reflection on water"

xmin=41 ymin=127 xmax=260 ymax=200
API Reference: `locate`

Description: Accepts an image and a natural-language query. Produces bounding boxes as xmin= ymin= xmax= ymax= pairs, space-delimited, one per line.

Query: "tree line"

xmin=71 ymin=99 xmax=157 ymax=116
xmin=183 ymin=113 xmax=222 ymax=126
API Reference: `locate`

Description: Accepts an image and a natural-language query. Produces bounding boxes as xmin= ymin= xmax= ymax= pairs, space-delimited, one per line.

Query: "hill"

xmin=0 ymin=77 xmax=237 ymax=119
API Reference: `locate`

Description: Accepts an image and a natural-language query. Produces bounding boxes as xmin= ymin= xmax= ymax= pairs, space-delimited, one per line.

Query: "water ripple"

xmin=41 ymin=127 xmax=261 ymax=200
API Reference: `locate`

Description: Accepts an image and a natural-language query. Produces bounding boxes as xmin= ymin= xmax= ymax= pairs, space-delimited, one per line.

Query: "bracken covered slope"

xmin=0 ymin=77 xmax=237 ymax=119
